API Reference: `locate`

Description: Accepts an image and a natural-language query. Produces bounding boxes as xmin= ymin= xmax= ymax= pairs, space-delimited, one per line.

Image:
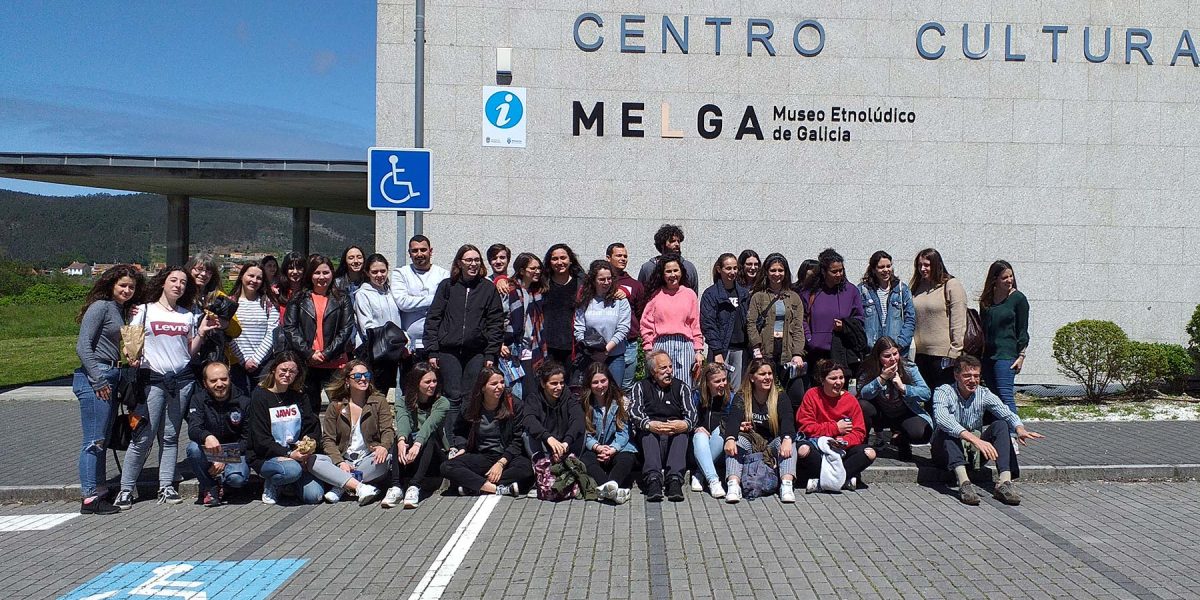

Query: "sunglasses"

xmin=349 ymin=372 xmax=373 ymax=381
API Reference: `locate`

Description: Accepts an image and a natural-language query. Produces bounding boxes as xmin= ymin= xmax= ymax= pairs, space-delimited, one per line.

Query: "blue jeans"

xmin=185 ymin=442 xmax=249 ymax=491
xmin=120 ymin=370 xmax=194 ymax=491
xmin=74 ymin=368 xmax=120 ymax=498
xmin=605 ymin=353 xmax=626 ymax=392
xmin=691 ymin=426 xmax=724 ymax=482
xmin=621 ymin=341 xmax=639 ymax=392
xmin=259 ymin=457 xmax=324 ymax=504
xmin=983 ymin=358 xmax=1018 ymax=413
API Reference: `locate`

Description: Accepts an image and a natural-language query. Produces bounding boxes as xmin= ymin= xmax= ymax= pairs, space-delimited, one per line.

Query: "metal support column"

xmin=166 ymin=194 xmax=190 ymax=266
xmin=292 ymin=207 xmax=310 ymax=255
xmin=413 ymin=0 xmax=426 ymax=236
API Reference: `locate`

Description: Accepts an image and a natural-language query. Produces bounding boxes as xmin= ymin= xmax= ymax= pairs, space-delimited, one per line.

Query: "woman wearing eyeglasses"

xmin=310 ymin=360 xmax=395 ymax=505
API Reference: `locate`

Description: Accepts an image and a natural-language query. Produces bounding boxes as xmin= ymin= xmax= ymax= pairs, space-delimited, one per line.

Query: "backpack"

xmin=534 ymin=455 xmax=579 ymax=501
xmin=739 ymin=451 xmax=780 ymax=499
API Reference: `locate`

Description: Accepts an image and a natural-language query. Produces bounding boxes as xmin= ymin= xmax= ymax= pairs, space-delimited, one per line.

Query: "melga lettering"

xmin=572 ymin=101 xmax=764 ymax=140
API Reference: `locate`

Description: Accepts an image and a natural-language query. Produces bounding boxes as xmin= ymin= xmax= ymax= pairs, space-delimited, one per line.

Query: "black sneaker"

xmin=114 ymin=490 xmax=134 ymax=510
xmin=666 ymin=476 xmax=685 ymax=502
xmin=958 ymin=482 xmax=981 ymax=506
xmin=897 ymin=441 xmax=913 ymax=460
xmin=158 ymin=485 xmax=183 ymax=505
xmin=645 ymin=476 xmax=664 ymax=502
xmin=80 ymin=497 xmax=121 ymax=515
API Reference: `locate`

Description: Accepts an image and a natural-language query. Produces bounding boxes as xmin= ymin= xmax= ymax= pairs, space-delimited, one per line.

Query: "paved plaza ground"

xmin=2 ymin=383 xmax=1198 ymax=599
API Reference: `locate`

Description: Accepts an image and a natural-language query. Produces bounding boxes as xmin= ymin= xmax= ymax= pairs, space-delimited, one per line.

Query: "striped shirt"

xmin=230 ymin=297 xmax=279 ymax=365
xmin=932 ymin=383 xmax=1022 ymax=438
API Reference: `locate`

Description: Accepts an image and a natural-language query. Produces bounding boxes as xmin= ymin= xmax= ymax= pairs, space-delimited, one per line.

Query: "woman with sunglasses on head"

xmin=353 ymin=253 xmax=404 ymax=394
xmin=579 ymin=363 xmax=635 ymax=504
xmin=425 ymin=244 xmax=506 ymax=438
xmin=381 ymin=361 xmax=450 ymax=509
xmin=723 ymin=359 xmax=804 ymax=503
xmin=74 ymin=264 xmax=146 ymax=515
xmin=227 ymin=263 xmax=280 ymax=396
xmin=441 ymin=367 xmax=532 ymax=497
xmin=245 ymin=352 xmax=324 ymax=505
xmin=746 ymin=253 xmax=807 ymax=415
xmin=283 ymin=254 xmax=355 ymax=415
xmin=311 ymin=361 xmax=394 ymax=505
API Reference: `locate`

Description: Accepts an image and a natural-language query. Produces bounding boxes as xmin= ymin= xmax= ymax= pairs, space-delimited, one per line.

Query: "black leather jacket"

xmin=283 ymin=289 xmax=354 ymax=361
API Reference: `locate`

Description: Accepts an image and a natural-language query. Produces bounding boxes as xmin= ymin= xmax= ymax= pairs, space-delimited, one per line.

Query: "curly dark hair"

xmin=141 ymin=265 xmax=199 ymax=309
xmin=77 ymin=264 xmax=146 ymax=323
xmin=653 ymin=224 xmax=685 ymax=254
xmin=543 ymin=243 xmax=585 ymax=280
xmin=646 ymin=253 xmax=691 ymax=298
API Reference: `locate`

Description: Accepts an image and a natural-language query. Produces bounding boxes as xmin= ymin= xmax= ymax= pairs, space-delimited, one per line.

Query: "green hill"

xmin=0 ymin=189 xmax=373 ymax=268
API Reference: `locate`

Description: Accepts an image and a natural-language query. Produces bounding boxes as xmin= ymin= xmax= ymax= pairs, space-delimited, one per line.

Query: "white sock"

xmin=998 ymin=470 xmax=1012 ymax=483
xmin=954 ymin=466 xmax=970 ymax=486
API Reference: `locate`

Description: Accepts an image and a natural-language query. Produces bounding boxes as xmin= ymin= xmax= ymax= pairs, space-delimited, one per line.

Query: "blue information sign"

xmin=368 ymin=147 xmax=432 ymax=212
xmin=60 ymin=559 xmax=306 ymax=600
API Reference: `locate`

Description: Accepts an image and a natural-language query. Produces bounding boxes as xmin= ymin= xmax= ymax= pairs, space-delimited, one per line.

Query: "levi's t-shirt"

xmin=141 ymin=302 xmax=196 ymax=374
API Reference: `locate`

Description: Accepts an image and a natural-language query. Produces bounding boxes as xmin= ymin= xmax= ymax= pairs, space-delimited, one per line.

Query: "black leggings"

xmin=858 ymin=400 xmax=932 ymax=444
xmin=798 ymin=444 xmax=876 ymax=482
xmin=302 ymin=366 xmax=336 ymax=415
xmin=392 ymin=437 xmax=444 ymax=488
xmin=440 ymin=451 xmax=533 ymax=492
xmin=914 ymin=354 xmax=954 ymax=391
xmin=581 ymin=451 xmax=637 ymax=487
xmin=435 ymin=349 xmax=487 ymax=440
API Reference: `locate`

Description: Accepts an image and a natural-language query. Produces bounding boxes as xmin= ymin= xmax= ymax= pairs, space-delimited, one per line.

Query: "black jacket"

xmin=244 ymin=388 xmax=320 ymax=472
xmin=700 ymin=281 xmax=751 ymax=355
xmin=283 ymin=290 xmax=354 ymax=362
xmin=522 ymin=387 xmax=585 ymax=456
xmin=542 ymin=276 xmax=579 ymax=351
xmin=186 ymin=386 xmax=250 ymax=445
xmin=424 ymin=275 xmax=505 ymax=359
xmin=830 ymin=316 xmax=869 ymax=367
xmin=451 ymin=397 xmax=526 ymax=462
xmin=723 ymin=391 xmax=796 ymax=441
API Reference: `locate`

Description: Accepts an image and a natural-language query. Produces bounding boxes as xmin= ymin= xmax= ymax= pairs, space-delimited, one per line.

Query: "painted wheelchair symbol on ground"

xmin=60 ymin=559 xmax=306 ymax=600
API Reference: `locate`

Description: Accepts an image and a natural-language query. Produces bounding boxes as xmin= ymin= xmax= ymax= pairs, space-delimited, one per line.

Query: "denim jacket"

xmin=858 ymin=281 xmax=916 ymax=354
xmin=584 ymin=402 xmax=638 ymax=454
xmin=857 ymin=363 xmax=932 ymax=427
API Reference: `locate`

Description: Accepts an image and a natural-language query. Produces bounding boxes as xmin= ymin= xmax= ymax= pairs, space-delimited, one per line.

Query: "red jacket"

xmin=796 ymin=388 xmax=867 ymax=448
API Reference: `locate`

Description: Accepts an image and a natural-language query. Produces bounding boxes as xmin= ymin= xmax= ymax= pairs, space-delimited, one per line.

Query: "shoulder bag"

xmin=944 ymin=280 xmax=985 ymax=357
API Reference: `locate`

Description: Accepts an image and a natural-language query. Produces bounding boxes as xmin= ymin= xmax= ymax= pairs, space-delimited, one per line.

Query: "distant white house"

xmin=62 ymin=262 xmax=87 ymax=276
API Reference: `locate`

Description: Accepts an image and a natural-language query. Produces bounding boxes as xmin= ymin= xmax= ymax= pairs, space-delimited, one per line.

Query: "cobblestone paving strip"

xmin=644 ymin=500 xmax=671 ymax=599
xmin=226 ymin=504 xmax=314 ymax=561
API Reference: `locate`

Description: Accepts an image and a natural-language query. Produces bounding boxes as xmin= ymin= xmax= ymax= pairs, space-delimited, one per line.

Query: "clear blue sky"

xmin=0 ymin=1 xmax=375 ymax=195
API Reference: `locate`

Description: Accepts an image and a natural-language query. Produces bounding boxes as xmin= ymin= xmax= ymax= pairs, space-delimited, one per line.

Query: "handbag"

xmin=355 ymin=322 xmax=409 ymax=366
xmin=113 ymin=366 xmax=147 ymax=411
xmin=944 ymin=281 xmax=985 ymax=357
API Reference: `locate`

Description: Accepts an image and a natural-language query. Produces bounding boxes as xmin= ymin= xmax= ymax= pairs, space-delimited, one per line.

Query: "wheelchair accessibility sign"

xmin=59 ymin=559 xmax=306 ymax=600
xmin=482 ymin=86 xmax=526 ymax=148
xmin=368 ymin=147 xmax=432 ymax=212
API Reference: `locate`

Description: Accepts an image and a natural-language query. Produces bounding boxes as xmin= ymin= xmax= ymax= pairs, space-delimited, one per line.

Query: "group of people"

xmin=72 ymin=224 xmax=1039 ymax=515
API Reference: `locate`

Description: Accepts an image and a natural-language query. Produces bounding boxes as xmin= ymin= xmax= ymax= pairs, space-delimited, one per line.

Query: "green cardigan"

xmin=395 ymin=394 xmax=451 ymax=448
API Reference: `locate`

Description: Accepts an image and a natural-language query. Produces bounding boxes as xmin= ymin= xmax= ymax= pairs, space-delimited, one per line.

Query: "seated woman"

xmin=245 ymin=352 xmax=325 ymax=505
xmin=441 ymin=367 xmax=532 ymax=496
xmin=796 ymin=360 xmax=877 ymax=492
xmin=185 ymin=362 xmax=250 ymax=507
xmin=691 ymin=362 xmax=735 ymax=499
xmin=382 ymin=362 xmax=451 ymax=509
xmin=311 ymin=361 xmax=395 ymax=505
xmin=722 ymin=359 xmax=805 ymax=503
xmin=857 ymin=336 xmax=933 ymax=458
xmin=579 ymin=363 xmax=636 ymax=504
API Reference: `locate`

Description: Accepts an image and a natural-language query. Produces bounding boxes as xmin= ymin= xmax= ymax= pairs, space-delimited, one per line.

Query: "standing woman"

xmin=979 ymin=260 xmax=1029 ymax=413
xmin=74 ymin=264 xmax=145 ymax=515
xmin=500 ymin=252 xmax=547 ymax=400
xmin=701 ymin=253 xmax=751 ymax=389
xmin=354 ymin=253 xmax=404 ymax=394
xmin=116 ymin=266 xmax=218 ymax=509
xmin=736 ymin=250 xmax=761 ymax=289
xmin=259 ymin=255 xmax=280 ymax=291
xmin=382 ymin=361 xmax=450 ymax=509
xmin=574 ymin=260 xmax=632 ymax=386
xmin=857 ymin=336 xmax=932 ymax=458
xmin=333 ymin=245 xmax=367 ymax=297
xmin=424 ymin=244 xmax=505 ymax=438
xmin=793 ymin=259 xmax=819 ymax=294
xmin=245 ymin=352 xmax=325 ymax=505
xmin=542 ymin=244 xmax=585 ymax=372
xmin=227 ymin=263 xmax=280 ymax=396
xmin=276 ymin=252 xmax=308 ymax=319
xmin=579 ymin=363 xmax=636 ymax=504
xmin=746 ymin=253 xmax=806 ymax=414
xmin=441 ymin=367 xmax=532 ymax=497
xmin=284 ymin=254 xmax=354 ymax=415
xmin=801 ymin=248 xmax=866 ymax=376
xmin=858 ymin=251 xmax=916 ymax=356
xmin=910 ymin=248 xmax=967 ymax=390
xmin=796 ymin=360 xmax=877 ymax=491
xmin=723 ymin=359 xmax=803 ymax=503
xmin=312 ymin=361 xmax=394 ymax=505
xmin=185 ymin=254 xmax=221 ymax=305
xmin=640 ymin=254 xmax=704 ymax=382
xmin=691 ymin=362 xmax=735 ymax=499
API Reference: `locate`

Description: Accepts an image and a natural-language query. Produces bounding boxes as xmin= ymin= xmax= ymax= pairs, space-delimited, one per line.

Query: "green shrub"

xmin=1052 ymin=320 xmax=1128 ymax=402
xmin=4 ymin=282 xmax=89 ymax=306
xmin=1188 ymin=304 xmax=1200 ymax=361
xmin=1121 ymin=341 xmax=1194 ymax=394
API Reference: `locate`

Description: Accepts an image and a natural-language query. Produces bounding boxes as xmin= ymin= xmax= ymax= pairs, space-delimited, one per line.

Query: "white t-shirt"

xmin=269 ymin=402 xmax=303 ymax=446
xmin=141 ymin=302 xmax=196 ymax=374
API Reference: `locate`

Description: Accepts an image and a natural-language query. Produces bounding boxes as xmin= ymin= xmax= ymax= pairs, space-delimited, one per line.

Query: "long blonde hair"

xmin=697 ymin=362 xmax=730 ymax=410
xmin=738 ymin=359 xmax=780 ymax=436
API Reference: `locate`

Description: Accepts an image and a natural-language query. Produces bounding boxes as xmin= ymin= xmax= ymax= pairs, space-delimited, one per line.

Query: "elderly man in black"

xmin=629 ymin=350 xmax=696 ymax=502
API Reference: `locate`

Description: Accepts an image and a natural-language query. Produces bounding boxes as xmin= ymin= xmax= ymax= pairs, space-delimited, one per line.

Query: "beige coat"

xmin=911 ymin=278 xmax=967 ymax=358
xmin=321 ymin=392 xmax=396 ymax=464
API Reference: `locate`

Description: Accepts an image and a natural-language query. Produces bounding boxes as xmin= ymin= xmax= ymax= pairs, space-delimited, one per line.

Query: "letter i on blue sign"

xmin=482 ymin=86 xmax=527 ymax=148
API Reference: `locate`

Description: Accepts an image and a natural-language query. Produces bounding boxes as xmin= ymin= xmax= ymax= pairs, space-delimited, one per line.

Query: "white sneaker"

xmin=613 ymin=488 xmax=631 ymax=505
xmin=707 ymin=478 xmax=726 ymax=499
xmin=403 ymin=486 xmax=421 ymax=509
xmin=725 ymin=481 xmax=742 ymax=504
xmin=598 ymin=480 xmax=619 ymax=501
xmin=841 ymin=477 xmax=857 ymax=492
xmin=380 ymin=486 xmax=404 ymax=508
xmin=324 ymin=488 xmax=343 ymax=504
xmin=780 ymin=480 xmax=796 ymax=503
xmin=357 ymin=484 xmax=381 ymax=505
xmin=261 ymin=481 xmax=278 ymax=505
xmin=806 ymin=478 xmax=819 ymax=494
xmin=690 ymin=475 xmax=703 ymax=492
xmin=524 ymin=486 xmax=537 ymax=498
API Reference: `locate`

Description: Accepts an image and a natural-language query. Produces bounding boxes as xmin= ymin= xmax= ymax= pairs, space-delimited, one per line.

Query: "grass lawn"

xmin=0 ymin=302 xmax=81 ymax=388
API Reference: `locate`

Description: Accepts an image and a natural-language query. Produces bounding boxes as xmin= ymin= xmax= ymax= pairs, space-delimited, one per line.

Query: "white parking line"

xmin=406 ymin=495 xmax=501 ymax=600
xmin=0 ymin=513 xmax=80 ymax=532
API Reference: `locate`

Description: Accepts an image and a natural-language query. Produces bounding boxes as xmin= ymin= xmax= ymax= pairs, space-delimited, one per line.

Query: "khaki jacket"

xmin=321 ymin=392 xmax=397 ymax=464
xmin=746 ymin=290 xmax=806 ymax=361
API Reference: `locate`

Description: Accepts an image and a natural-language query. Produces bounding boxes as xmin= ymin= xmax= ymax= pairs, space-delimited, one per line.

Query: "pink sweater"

xmin=640 ymin=286 xmax=704 ymax=350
